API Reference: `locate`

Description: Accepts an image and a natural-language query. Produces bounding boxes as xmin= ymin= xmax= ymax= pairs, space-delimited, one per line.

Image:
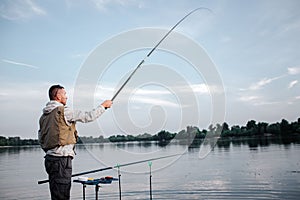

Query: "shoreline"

xmin=1 ymin=135 xmax=299 ymax=148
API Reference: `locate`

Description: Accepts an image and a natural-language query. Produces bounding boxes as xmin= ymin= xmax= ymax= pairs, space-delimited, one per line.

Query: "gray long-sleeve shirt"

xmin=41 ymin=100 xmax=105 ymax=157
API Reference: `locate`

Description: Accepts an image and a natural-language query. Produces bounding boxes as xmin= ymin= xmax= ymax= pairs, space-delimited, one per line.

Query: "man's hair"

xmin=49 ymin=85 xmax=64 ymax=100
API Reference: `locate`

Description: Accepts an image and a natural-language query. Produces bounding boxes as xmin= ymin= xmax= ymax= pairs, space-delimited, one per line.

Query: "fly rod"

xmin=110 ymin=7 xmax=210 ymax=102
xmin=38 ymin=153 xmax=183 ymax=184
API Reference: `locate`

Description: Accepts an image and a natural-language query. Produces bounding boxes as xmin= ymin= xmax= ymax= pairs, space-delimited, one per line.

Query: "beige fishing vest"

xmin=38 ymin=106 xmax=78 ymax=152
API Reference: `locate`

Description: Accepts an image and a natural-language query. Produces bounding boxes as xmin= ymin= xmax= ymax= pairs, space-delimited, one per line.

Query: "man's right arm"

xmin=64 ymin=100 xmax=112 ymax=123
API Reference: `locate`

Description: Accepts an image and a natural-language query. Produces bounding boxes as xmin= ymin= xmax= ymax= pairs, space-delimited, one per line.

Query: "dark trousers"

xmin=45 ymin=155 xmax=73 ymax=200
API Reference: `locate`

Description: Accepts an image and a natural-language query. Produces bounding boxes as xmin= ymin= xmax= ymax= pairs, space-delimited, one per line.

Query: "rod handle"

xmin=38 ymin=179 xmax=49 ymax=184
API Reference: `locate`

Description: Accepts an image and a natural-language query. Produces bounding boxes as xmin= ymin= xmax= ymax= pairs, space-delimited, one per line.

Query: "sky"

xmin=0 ymin=0 xmax=300 ymax=139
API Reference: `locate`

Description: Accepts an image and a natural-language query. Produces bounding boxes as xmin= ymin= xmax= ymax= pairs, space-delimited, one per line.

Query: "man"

xmin=38 ymin=84 xmax=112 ymax=200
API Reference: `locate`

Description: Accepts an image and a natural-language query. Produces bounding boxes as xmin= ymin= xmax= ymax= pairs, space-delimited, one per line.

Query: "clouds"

xmin=2 ymin=59 xmax=39 ymax=69
xmin=94 ymin=83 xmax=216 ymax=109
xmin=64 ymin=0 xmax=143 ymax=13
xmin=248 ymin=76 xmax=283 ymax=91
xmin=241 ymin=66 xmax=299 ymax=91
xmin=0 ymin=0 xmax=142 ymax=22
xmin=288 ymin=80 xmax=298 ymax=89
xmin=127 ymin=83 xmax=219 ymax=107
xmin=288 ymin=67 xmax=300 ymax=75
xmin=0 ymin=0 xmax=140 ymax=21
xmin=91 ymin=0 xmax=142 ymax=11
xmin=237 ymin=65 xmax=300 ymax=107
xmin=238 ymin=95 xmax=259 ymax=102
xmin=0 ymin=0 xmax=46 ymax=21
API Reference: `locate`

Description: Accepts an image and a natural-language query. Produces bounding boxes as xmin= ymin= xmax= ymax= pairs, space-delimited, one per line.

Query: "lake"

xmin=0 ymin=137 xmax=300 ymax=200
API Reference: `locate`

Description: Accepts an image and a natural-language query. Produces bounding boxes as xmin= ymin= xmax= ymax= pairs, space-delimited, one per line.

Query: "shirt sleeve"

xmin=63 ymin=105 xmax=106 ymax=123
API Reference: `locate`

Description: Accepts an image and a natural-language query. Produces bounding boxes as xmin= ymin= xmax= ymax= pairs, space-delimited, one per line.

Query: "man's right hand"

xmin=101 ymin=100 xmax=113 ymax=109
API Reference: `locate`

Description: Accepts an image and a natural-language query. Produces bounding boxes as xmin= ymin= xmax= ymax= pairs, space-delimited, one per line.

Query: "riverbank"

xmin=1 ymin=134 xmax=300 ymax=148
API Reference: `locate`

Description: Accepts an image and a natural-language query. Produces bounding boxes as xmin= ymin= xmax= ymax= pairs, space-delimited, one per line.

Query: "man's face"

xmin=56 ymin=88 xmax=68 ymax=105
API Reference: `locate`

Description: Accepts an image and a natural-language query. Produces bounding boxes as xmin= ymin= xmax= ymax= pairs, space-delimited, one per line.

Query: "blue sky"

xmin=0 ymin=0 xmax=300 ymax=139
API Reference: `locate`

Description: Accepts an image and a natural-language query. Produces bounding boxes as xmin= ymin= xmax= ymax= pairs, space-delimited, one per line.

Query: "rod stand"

xmin=116 ymin=164 xmax=122 ymax=200
xmin=148 ymin=161 xmax=153 ymax=200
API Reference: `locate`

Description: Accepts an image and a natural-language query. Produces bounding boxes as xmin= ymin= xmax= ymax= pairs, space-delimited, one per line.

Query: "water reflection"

xmin=0 ymin=145 xmax=41 ymax=154
xmin=73 ymin=135 xmax=300 ymax=157
xmin=187 ymin=135 xmax=300 ymax=150
xmin=1 ymin=136 xmax=299 ymax=154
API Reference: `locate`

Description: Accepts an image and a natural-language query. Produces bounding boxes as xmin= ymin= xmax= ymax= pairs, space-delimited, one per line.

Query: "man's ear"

xmin=55 ymin=92 xmax=61 ymax=101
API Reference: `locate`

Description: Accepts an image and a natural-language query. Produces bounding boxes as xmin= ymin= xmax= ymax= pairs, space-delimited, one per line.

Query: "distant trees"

xmin=0 ymin=136 xmax=39 ymax=146
xmin=156 ymin=130 xmax=176 ymax=141
xmin=108 ymin=131 xmax=176 ymax=143
xmin=1 ymin=118 xmax=300 ymax=146
xmin=78 ymin=135 xmax=107 ymax=144
xmin=221 ymin=118 xmax=300 ymax=137
xmin=106 ymin=117 xmax=300 ymax=144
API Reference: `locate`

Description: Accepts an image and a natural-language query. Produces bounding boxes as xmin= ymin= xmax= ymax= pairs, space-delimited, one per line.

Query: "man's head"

xmin=48 ymin=84 xmax=68 ymax=105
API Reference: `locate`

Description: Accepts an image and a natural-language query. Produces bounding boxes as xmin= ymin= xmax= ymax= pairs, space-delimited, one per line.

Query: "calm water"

xmin=0 ymin=138 xmax=300 ymax=200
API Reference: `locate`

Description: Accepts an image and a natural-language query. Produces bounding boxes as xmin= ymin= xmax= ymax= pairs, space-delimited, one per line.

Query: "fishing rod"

xmin=110 ymin=7 xmax=210 ymax=102
xmin=37 ymin=153 xmax=183 ymax=185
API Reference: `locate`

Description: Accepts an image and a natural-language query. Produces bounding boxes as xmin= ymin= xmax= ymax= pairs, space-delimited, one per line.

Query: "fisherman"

xmin=38 ymin=84 xmax=112 ymax=200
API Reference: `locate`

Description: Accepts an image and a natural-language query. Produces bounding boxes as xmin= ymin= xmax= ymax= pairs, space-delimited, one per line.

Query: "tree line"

xmin=0 ymin=136 xmax=39 ymax=146
xmin=107 ymin=118 xmax=300 ymax=143
xmin=1 ymin=118 xmax=299 ymax=146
